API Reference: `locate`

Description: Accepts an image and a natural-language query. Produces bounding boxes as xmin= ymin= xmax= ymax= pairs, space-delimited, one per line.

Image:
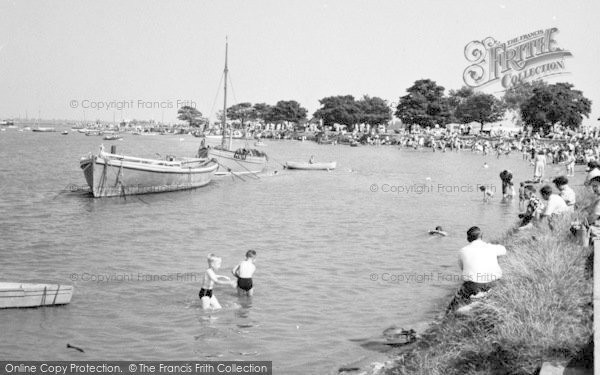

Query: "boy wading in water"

xmin=232 ymin=250 xmax=257 ymax=296
xmin=199 ymin=254 xmax=236 ymax=310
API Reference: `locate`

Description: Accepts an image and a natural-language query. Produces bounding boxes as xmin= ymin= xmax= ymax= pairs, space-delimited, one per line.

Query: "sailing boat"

xmin=206 ymin=38 xmax=268 ymax=176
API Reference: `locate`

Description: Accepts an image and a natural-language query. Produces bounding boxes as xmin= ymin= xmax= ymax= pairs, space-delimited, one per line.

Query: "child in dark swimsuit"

xmin=232 ymin=250 xmax=257 ymax=297
xmin=199 ymin=254 xmax=236 ymax=309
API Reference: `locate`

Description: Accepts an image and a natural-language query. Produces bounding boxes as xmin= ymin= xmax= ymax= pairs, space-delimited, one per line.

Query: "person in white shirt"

xmin=447 ymin=226 xmax=507 ymax=313
xmin=540 ymin=185 xmax=569 ymax=218
xmin=552 ymin=176 xmax=576 ymax=211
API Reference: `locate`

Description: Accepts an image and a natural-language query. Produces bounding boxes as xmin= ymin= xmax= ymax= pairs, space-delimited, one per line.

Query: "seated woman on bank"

xmin=429 ymin=226 xmax=448 ymax=236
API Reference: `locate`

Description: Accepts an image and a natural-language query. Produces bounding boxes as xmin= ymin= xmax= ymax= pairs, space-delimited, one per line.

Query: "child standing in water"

xmin=232 ymin=250 xmax=257 ymax=297
xmin=479 ymin=185 xmax=494 ymax=202
xmin=199 ymin=254 xmax=236 ymax=310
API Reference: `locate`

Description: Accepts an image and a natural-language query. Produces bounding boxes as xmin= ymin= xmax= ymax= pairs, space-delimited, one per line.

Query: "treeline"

xmin=178 ymin=79 xmax=592 ymax=133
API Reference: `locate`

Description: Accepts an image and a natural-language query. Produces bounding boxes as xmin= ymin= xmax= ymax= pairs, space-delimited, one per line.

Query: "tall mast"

xmin=221 ymin=37 xmax=230 ymax=149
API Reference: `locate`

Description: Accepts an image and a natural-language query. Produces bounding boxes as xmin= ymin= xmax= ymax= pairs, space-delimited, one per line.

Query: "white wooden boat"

xmin=206 ymin=39 xmax=267 ymax=176
xmin=80 ymin=146 xmax=218 ymax=197
xmin=286 ymin=161 xmax=337 ymax=170
xmin=0 ymin=282 xmax=73 ymax=309
xmin=32 ymin=127 xmax=56 ymax=132
xmin=103 ymin=134 xmax=123 ymax=141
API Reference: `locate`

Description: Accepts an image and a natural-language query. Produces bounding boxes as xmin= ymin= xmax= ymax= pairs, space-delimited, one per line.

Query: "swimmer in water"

xmin=232 ymin=250 xmax=257 ymax=297
xmin=429 ymin=226 xmax=448 ymax=236
xmin=199 ymin=254 xmax=236 ymax=310
xmin=479 ymin=185 xmax=494 ymax=202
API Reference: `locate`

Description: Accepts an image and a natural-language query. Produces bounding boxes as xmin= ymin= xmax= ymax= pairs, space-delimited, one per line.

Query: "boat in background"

xmin=80 ymin=145 xmax=218 ymax=197
xmin=0 ymin=282 xmax=73 ymax=309
xmin=32 ymin=127 xmax=56 ymax=132
xmin=61 ymin=130 xmax=69 ymax=135
xmin=206 ymin=38 xmax=267 ymax=176
xmin=103 ymin=134 xmax=123 ymax=141
xmin=286 ymin=161 xmax=337 ymax=170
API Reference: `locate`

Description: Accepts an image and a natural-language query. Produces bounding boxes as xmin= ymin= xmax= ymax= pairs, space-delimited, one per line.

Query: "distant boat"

xmin=61 ymin=130 xmax=69 ymax=135
xmin=32 ymin=127 xmax=56 ymax=132
xmin=0 ymin=282 xmax=73 ymax=309
xmin=254 ymin=140 xmax=266 ymax=147
xmin=206 ymin=38 xmax=267 ymax=176
xmin=286 ymin=161 xmax=337 ymax=170
xmin=103 ymin=134 xmax=122 ymax=141
xmin=80 ymin=146 xmax=219 ymax=197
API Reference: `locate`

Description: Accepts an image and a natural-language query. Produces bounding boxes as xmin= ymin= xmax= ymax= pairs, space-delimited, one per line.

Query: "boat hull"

xmin=0 ymin=282 xmax=73 ymax=309
xmin=207 ymin=148 xmax=267 ymax=176
xmin=286 ymin=161 xmax=337 ymax=170
xmin=80 ymin=153 xmax=218 ymax=197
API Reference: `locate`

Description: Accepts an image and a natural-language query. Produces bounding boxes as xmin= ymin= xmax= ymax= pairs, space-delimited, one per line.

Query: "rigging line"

xmin=228 ymin=73 xmax=238 ymax=107
xmin=214 ymin=160 xmax=247 ymax=182
xmin=208 ymin=72 xmax=225 ymax=124
xmin=231 ymin=157 xmax=261 ymax=180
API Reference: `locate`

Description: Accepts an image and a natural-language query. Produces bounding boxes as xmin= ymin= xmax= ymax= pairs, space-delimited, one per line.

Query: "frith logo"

xmin=463 ymin=27 xmax=572 ymax=89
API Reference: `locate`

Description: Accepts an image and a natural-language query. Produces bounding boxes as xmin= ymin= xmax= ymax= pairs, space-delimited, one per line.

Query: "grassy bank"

xmin=387 ymin=191 xmax=594 ymax=375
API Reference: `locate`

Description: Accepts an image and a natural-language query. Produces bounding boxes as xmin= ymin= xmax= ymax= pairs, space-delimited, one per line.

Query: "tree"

xmin=520 ymin=82 xmax=591 ymax=133
xmin=270 ymin=100 xmax=307 ymax=125
xmin=357 ymin=96 xmax=391 ymax=126
xmin=447 ymin=86 xmax=474 ymax=123
xmin=455 ymin=93 xmax=505 ymax=131
xmin=177 ymin=106 xmax=203 ymax=128
xmin=253 ymin=103 xmax=273 ymax=125
xmin=395 ymin=79 xmax=450 ymax=128
xmin=313 ymin=95 xmax=362 ymax=128
xmin=227 ymin=102 xmax=254 ymax=129
xmin=502 ymin=80 xmax=547 ymax=111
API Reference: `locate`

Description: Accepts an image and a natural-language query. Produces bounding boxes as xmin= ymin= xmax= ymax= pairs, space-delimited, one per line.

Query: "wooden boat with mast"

xmin=206 ymin=38 xmax=267 ymax=176
xmin=79 ymin=145 xmax=218 ymax=198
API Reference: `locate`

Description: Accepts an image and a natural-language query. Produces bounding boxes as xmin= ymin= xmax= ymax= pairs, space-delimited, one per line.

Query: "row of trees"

xmin=178 ymin=79 xmax=592 ymax=133
xmin=177 ymin=100 xmax=307 ymax=130
xmin=395 ymin=79 xmax=591 ymax=133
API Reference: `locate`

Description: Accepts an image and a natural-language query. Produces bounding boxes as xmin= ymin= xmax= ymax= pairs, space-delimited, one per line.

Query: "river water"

xmin=0 ymin=129 xmax=562 ymax=374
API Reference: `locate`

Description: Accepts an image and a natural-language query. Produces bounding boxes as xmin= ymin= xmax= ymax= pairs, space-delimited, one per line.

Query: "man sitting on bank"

xmin=447 ymin=226 xmax=507 ymax=313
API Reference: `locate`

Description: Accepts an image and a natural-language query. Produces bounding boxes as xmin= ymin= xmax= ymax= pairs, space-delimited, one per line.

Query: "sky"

xmin=0 ymin=0 xmax=599 ymax=124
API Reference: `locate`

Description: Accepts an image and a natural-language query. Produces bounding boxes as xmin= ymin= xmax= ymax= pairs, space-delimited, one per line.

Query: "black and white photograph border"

xmin=0 ymin=1 xmax=597 ymax=374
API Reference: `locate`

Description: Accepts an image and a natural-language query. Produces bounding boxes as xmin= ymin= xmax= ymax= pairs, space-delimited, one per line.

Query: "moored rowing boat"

xmin=0 ymin=282 xmax=73 ymax=309
xmin=286 ymin=161 xmax=337 ymax=170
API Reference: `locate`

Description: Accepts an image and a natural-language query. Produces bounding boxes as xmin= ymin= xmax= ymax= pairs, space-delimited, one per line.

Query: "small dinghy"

xmin=0 ymin=282 xmax=73 ymax=309
xmin=285 ymin=161 xmax=337 ymax=170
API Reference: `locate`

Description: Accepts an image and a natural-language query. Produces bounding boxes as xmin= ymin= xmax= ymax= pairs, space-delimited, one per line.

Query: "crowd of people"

xmin=445 ymin=130 xmax=600 ymax=314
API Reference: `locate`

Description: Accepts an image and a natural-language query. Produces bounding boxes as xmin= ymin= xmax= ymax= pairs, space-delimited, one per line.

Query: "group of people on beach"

xmin=446 ymin=133 xmax=600 ymax=313
xmin=198 ymin=250 xmax=257 ymax=310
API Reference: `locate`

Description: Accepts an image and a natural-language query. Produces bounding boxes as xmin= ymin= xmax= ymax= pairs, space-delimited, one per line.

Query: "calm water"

xmin=0 ymin=129 xmax=562 ymax=373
